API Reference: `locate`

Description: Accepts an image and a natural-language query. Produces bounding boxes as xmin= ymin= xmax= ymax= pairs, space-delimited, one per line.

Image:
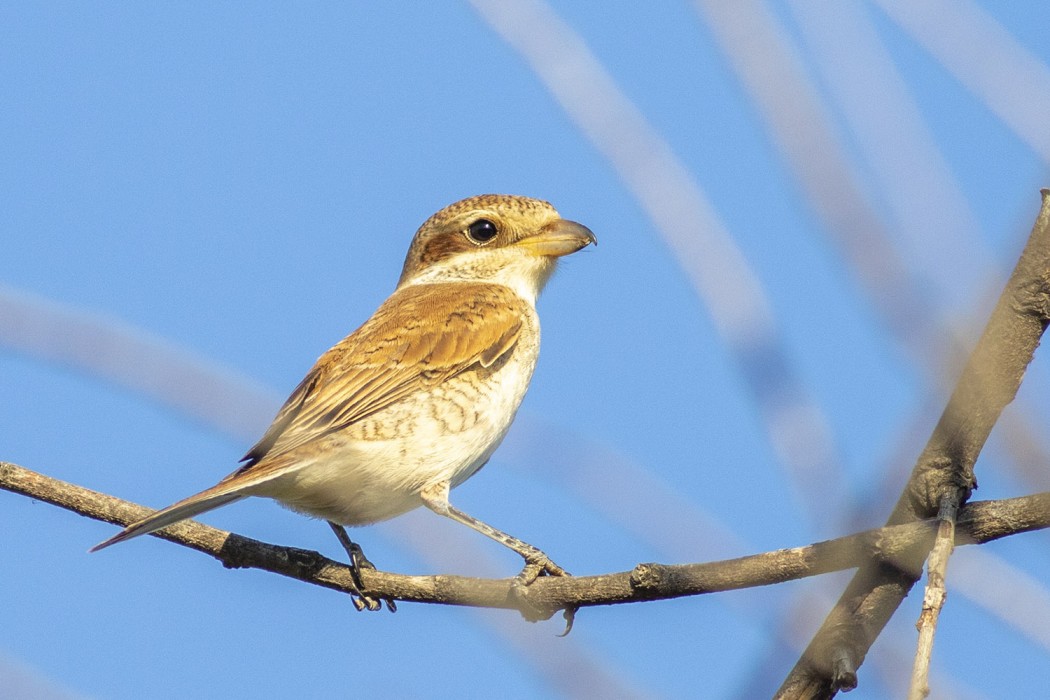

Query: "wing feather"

xmin=236 ymin=282 xmax=528 ymax=475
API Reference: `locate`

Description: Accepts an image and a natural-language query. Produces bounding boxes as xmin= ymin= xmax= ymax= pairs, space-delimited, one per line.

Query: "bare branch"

xmin=3 ymin=460 xmax=1050 ymax=616
xmin=908 ymin=494 xmax=960 ymax=700
xmin=777 ymin=191 xmax=1050 ymax=698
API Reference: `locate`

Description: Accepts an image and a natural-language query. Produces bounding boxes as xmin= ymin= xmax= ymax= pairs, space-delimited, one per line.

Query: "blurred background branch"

xmin=5 ymin=3 xmax=1050 ymax=698
xmin=777 ymin=192 xmax=1050 ymax=697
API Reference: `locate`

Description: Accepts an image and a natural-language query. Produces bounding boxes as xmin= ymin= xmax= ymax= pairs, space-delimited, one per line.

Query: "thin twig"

xmin=3 ymin=461 xmax=1050 ymax=614
xmin=776 ymin=191 xmax=1050 ymax=698
xmin=908 ymin=493 xmax=960 ymax=700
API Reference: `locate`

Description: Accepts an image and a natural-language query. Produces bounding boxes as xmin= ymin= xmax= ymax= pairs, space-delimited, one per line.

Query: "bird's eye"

xmin=466 ymin=219 xmax=499 ymax=244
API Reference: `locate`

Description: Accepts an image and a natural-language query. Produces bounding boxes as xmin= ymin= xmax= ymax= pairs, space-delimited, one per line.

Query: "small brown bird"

xmin=92 ymin=194 xmax=595 ymax=609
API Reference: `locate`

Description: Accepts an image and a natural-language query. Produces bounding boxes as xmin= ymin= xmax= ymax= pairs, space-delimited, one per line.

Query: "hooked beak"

xmin=515 ymin=218 xmax=597 ymax=257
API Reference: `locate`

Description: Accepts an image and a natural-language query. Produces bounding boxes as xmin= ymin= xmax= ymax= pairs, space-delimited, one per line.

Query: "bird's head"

xmin=397 ymin=194 xmax=596 ymax=303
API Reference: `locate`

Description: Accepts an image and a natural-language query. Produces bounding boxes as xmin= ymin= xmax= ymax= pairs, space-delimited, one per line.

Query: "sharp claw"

xmin=344 ymin=575 xmax=378 ymax=612
xmin=509 ymin=555 xmax=573 ymax=624
xmin=347 ymin=554 xmax=386 ymax=612
xmin=327 ymin=524 xmax=387 ymax=612
xmin=347 ymin=566 xmax=383 ymax=612
xmin=556 ymin=606 xmax=577 ymax=637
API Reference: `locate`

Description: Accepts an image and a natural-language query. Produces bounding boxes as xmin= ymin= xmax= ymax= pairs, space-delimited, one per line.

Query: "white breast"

xmin=257 ymin=306 xmax=541 ymax=526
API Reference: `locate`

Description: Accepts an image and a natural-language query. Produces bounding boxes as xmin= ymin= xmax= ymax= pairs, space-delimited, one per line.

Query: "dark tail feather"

xmin=89 ymin=492 xmax=245 ymax=552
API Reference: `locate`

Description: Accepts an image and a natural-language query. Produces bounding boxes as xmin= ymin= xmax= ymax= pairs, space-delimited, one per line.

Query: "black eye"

xmin=466 ymin=218 xmax=499 ymax=244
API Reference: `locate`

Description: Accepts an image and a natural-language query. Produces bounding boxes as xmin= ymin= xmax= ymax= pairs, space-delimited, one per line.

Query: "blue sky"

xmin=3 ymin=2 xmax=1050 ymax=698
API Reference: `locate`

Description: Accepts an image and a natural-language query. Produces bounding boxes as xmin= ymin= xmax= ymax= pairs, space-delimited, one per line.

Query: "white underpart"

xmin=257 ymin=325 xmax=539 ymax=526
xmin=255 ymin=254 xmax=549 ymax=525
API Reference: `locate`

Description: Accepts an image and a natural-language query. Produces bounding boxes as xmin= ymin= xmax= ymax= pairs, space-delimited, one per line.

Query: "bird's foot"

xmin=509 ymin=554 xmax=575 ymax=632
xmin=328 ymin=523 xmax=395 ymax=613
xmin=516 ymin=555 xmax=569 ymax=585
xmin=344 ymin=542 xmax=385 ymax=612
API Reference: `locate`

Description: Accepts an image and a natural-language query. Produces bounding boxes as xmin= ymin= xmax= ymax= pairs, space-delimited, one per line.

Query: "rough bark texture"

xmin=776 ymin=191 xmax=1050 ymax=699
xmin=3 ymin=461 xmax=1049 ymax=617
xmin=5 ymin=191 xmax=1050 ymax=694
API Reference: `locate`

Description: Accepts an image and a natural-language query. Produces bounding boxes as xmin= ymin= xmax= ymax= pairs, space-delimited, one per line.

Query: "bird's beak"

xmin=516 ymin=219 xmax=598 ymax=257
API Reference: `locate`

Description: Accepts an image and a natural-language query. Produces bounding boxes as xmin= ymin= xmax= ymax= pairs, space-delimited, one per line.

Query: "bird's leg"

xmin=420 ymin=481 xmax=571 ymax=623
xmin=420 ymin=481 xmax=569 ymax=578
xmin=327 ymin=522 xmax=393 ymax=612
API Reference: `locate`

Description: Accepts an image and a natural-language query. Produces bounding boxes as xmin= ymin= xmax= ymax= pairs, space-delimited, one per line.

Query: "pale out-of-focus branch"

xmin=470 ymin=0 xmax=848 ymax=520
xmin=777 ymin=191 xmax=1050 ymax=698
xmin=3 ymin=460 xmax=1049 ymax=616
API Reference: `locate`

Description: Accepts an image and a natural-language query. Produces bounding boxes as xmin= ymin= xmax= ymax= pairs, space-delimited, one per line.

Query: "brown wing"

xmin=234 ymin=282 xmax=528 ymax=474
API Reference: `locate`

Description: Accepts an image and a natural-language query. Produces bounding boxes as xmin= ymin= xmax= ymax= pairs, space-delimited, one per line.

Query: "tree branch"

xmin=3 ymin=460 xmax=1050 ymax=616
xmin=908 ymin=493 xmax=960 ymax=700
xmin=776 ymin=190 xmax=1050 ymax=698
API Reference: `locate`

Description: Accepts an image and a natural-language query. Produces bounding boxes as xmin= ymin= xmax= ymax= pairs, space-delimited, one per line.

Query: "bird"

xmin=91 ymin=193 xmax=596 ymax=611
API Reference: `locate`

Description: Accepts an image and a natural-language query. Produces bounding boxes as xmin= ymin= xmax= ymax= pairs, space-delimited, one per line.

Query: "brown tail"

xmin=90 ymin=452 xmax=304 ymax=552
xmin=89 ymin=490 xmax=246 ymax=552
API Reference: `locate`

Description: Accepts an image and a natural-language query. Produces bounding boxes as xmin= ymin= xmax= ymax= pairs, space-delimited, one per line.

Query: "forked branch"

xmin=777 ymin=191 xmax=1050 ymax=698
